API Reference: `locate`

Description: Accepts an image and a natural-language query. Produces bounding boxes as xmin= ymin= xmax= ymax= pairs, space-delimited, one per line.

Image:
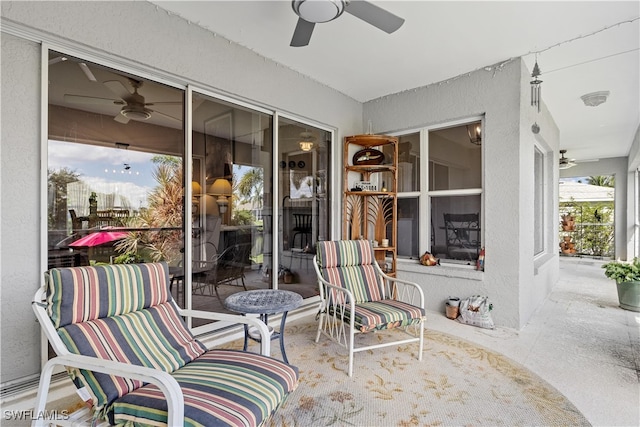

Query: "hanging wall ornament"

xmin=530 ymin=57 xmax=543 ymax=113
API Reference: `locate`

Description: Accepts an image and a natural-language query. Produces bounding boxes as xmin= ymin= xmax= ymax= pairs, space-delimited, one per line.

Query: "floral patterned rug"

xmin=258 ymin=321 xmax=590 ymax=427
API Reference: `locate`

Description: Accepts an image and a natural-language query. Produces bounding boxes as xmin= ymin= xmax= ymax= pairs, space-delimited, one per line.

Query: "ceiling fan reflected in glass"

xmin=290 ymin=0 xmax=405 ymax=47
xmin=63 ymin=78 xmax=181 ymax=124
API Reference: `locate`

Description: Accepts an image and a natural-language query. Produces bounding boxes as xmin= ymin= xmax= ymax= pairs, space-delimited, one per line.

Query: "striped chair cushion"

xmin=329 ymin=300 xmax=425 ymax=333
xmin=317 ymin=240 xmax=382 ymax=303
xmin=58 ymin=300 xmax=207 ymax=418
xmin=47 ymin=262 xmax=171 ymax=328
xmin=48 ymin=262 xmax=207 ymax=419
xmin=112 ymin=349 xmax=299 ymax=427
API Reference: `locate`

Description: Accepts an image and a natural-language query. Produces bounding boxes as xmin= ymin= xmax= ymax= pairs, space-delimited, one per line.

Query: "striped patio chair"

xmin=313 ymin=240 xmax=425 ymax=376
xmin=32 ymin=262 xmax=298 ymax=426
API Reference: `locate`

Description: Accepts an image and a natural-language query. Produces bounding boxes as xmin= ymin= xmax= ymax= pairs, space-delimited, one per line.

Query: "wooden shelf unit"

xmin=343 ymin=134 xmax=398 ymax=274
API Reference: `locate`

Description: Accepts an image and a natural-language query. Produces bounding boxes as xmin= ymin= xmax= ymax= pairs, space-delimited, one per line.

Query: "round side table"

xmin=224 ymin=289 xmax=303 ymax=363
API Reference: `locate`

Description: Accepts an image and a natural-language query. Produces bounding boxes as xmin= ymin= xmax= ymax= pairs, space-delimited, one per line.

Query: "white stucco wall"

xmin=0 ymin=0 xmax=362 ymax=385
xmin=363 ymin=58 xmax=561 ymax=329
xmin=0 ymin=33 xmax=43 ymax=384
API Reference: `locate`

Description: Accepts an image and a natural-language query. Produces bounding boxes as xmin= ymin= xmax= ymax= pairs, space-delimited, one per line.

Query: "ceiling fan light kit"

xmin=290 ymin=0 xmax=404 ymax=47
xmin=581 ymin=91 xmax=610 ymax=107
xmin=120 ymin=106 xmax=152 ymax=121
xmin=292 ymin=0 xmax=344 ymax=23
xmin=559 ymin=149 xmax=577 ymax=170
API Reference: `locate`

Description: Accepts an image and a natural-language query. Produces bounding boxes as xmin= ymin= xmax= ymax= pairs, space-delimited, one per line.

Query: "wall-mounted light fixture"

xmin=466 ymin=123 xmax=482 ymax=145
xmin=209 ymin=179 xmax=232 ymax=214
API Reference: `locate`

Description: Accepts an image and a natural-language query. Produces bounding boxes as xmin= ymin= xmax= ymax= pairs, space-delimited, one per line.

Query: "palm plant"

xmin=237 ymin=167 xmax=264 ymax=209
xmin=116 ymin=158 xmax=184 ymax=263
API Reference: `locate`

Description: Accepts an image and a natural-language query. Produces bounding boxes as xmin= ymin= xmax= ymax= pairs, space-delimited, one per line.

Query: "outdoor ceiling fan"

xmin=63 ymin=79 xmax=181 ymax=124
xmin=290 ymin=0 xmax=404 ymax=47
xmin=559 ymin=150 xmax=577 ymax=170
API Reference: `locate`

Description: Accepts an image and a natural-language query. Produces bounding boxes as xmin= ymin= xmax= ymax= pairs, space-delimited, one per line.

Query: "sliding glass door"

xmin=47 ymin=49 xmax=332 ymax=334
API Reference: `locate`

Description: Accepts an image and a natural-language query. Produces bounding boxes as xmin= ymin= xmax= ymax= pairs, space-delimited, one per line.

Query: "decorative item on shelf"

xmin=561 ymin=213 xmax=575 ymax=231
xmin=353 ymin=148 xmax=385 ymax=165
xmin=420 ymin=251 xmax=439 ymax=266
xmin=381 ymin=238 xmax=389 ymax=247
xmin=355 ymin=181 xmax=376 ymax=191
xmin=381 ymin=181 xmax=387 ymax=192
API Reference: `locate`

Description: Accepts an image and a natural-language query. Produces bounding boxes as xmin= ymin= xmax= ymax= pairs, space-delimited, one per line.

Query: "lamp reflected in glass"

xmin=298 ymin=131 xmax=315 ymax=151
xmin=209 ymin=178 xmax=232 ymax=214
xmin=191 ymin=181 xmax=202 ymax=214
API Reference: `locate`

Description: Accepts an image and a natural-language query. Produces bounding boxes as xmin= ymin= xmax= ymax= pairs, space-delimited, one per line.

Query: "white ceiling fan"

xmin=559 ymin=150 xmax=577 ymax=170
xmin=290 ymin=0 xmax=404 ymax=47
xmin=63 ymin=79 xmax=181 ymax=124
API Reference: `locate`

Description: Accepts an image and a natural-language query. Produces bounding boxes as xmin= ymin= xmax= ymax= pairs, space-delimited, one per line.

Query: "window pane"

xmin=534 ymin=147 xmax=544 ymax=254
xmin=429 ymin=124 xmax=481 ymax=190
xmin=397 ymin=197 xmax=419 ymax=258
xmin=191 ymin=93 xmax=273 ymax=324
xmin=431 ymin=195 xmax=481 ymax=264
xmin=398 ymin=132 xmax=420 ymax=192
xmin=278 ymin=118 xmax=331 ymax=287
xmin=47 ymin=51 xmax=185 ymax=273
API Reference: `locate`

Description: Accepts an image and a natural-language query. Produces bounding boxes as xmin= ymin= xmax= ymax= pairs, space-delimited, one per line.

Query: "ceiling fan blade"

xmin=144 ymin=101 xmax=183 ymax=106
xmin=78 ymin=63 xmax=97 ymax=82
xmin=103 ymin=80 xmax=132 ymax=100
xmin=149 ymin=109 xmax=182 ymax=123
xmin=290 ymin=18 xmax=315 ymax=47
xmin=345 ymin=0 xmax=404 ymax=34
xmin=64 ymin=94 xmax=124 ymax=105
xmin=114 ymin=113 xmax=130 ymax=124
xmin=49 ymin=56 xmax=67 ymax=65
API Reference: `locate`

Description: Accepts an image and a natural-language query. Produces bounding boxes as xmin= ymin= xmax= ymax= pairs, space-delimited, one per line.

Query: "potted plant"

xmin=561 ymin=212 xmax=576 ymax=231
xmin=602 ymin=258 xmax=640 ymax=312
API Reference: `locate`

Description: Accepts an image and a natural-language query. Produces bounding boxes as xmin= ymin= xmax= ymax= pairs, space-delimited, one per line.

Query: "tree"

xmin=237 ymin=167 xmax=264 ymax=209
xmin=47 ymin=167 xmax=81 ymax=229
xmin=587 ymin=175 xmax=614 ymax=188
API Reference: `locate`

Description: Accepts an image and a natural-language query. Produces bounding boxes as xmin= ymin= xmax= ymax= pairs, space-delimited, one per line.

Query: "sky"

xmin=49 ymin=140 xmax=158 ymax=210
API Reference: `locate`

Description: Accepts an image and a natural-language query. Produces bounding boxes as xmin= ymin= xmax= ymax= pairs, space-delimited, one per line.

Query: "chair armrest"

xmin=177 ymin=308 xmax=272 ymax=356
xmin=32 ymin=355 xmax=183 ymax=427
xmin=375 ymin=264 xmax=425 ymax=309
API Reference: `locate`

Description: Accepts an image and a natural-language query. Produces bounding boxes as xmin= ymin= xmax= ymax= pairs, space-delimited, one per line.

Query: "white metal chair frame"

xmin=31 ymin=286 xmax=272 ymax=427
xmin=312 ymin=255 xmax=425 ymax=377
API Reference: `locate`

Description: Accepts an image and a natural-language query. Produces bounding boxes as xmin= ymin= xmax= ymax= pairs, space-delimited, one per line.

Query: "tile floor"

xmin=427 ymin=257 xmax=640 ymax=426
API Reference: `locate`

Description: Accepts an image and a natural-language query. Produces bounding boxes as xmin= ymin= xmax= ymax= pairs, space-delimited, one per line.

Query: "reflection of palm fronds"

xmin=116 ymin=161 xmax=183 ymax=263
xmin=367 ymin=197 xmax=393 ymax=241
xmin=345 ymin=195 xmax=362 ymax=239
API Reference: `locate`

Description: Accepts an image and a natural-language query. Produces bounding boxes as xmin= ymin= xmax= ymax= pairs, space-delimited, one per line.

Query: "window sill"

xmin=534 ymin=252 xmax=556 ymax=275
xmin=397 ymin=259 xmax=484 ymax=281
